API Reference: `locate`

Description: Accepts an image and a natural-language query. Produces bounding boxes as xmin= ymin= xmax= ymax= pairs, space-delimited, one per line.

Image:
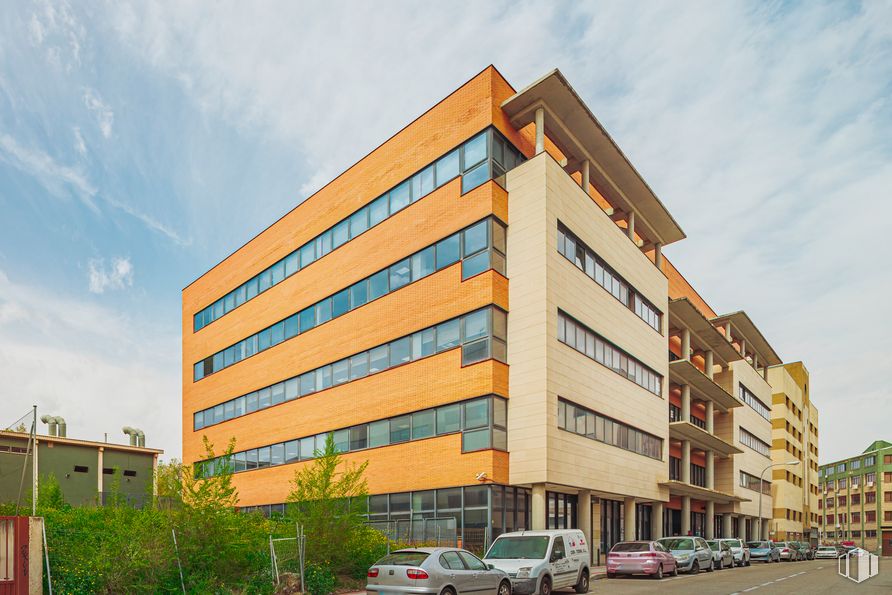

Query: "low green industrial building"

xmin=0 ymin=427 xmax=162 ymax=508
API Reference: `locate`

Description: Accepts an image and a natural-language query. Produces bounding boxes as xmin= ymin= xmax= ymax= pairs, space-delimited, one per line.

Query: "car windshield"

xmin=660 ymin=538 xmax=693 ymax=550
xmin=818 ymin=547 xmax=835 ymax=551
xmin=724 ymin=540 xmax=742 ymax=548
xmin=485 ymin=536 xmax=550 ymax=560
xmin=707 ymin=542 xmax=719 ymax=551
xmin=375 ymin=551 xmax=430 ymax=566
xmin=747 ymin=541 xmax=767 ymax=548
xmin=611 ymin=542 xmax=650 ymax=553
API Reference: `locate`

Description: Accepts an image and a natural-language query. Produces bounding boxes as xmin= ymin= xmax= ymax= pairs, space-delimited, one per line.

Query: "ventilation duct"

xmin=40 ymin=415 xmax=66 ymax=437
xmin=122 ymin=426 xmax=145 ymax=448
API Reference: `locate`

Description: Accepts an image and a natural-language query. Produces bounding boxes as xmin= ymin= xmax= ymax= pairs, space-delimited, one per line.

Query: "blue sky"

xmin=1 ymin=0 xmax=890 ymax=462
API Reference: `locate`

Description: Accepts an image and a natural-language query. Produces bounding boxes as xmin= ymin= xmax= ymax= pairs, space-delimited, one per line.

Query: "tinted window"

xmin=611 ymin=542 xmax=651 ymax=552
xmin=458 ymin=551 xmax=487 ymax=571
xmin=376 ymin=551 xmax=430 ymax=567
xmin=440 ymin=551 xmax=465 ymax=570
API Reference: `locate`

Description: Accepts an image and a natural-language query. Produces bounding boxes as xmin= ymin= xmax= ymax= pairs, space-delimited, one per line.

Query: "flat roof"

xmin=0 ymin=430 xmax=163 ymax=455
xmin=711 ymin=311 xmax=782 ymax=366
xmin=669 ymin=298 xmax=741 ymax=364
xmin=501 ymin=69 xmax=685 ymax=246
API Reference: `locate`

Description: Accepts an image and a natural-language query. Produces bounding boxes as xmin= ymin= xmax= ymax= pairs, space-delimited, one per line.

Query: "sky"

xmin=0 ymin=0 xmax=890 ymax=463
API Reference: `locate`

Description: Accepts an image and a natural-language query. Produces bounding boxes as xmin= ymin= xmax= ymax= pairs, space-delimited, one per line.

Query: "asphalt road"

xmin=586 ymin=558 xmax=892 ymax=594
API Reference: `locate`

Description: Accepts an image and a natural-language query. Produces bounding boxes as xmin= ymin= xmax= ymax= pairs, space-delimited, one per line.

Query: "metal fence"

xmin=365 ymin=517 xmax=459 ymax=550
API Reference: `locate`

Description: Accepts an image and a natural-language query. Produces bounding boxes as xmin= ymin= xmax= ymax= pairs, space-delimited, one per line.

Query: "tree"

xmin=38 ymin=473 xmax=67 ymax=510
xmin=286 ymin=433 xmax=369 ymax=570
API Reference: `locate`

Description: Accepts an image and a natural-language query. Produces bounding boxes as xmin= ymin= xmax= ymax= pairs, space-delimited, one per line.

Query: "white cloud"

xmin=72 ymin=126 xmax=86 ymax=156
xmin=82 ymin=88 xmax=114 ymax=139
xmin=87 ymin=257 xmax=134 ymax=294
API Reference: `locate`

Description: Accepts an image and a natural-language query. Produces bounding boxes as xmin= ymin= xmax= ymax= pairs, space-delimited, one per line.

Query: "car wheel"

xmin=540 ymin=575 xmax=552 ymax=595
xmin=671 ymin=563 xmax=679 ymax=577
xmin=606 ymin=572 xmax=616 ymax=579
xmin=707 ymin=558 xmax=715 ymax=573
xmin=652 ymin=565 xmax=663 ymax=580
xmin=441 ymin=588 xmax=457 ymax=595
xmin=574 ymin=569 xmax=589 ymax=594
xmin=746 ymin=557 xmax=751 ymax=567
xmin=716 ymin=558 xmax=723 ymax=571
xmin=498 ymin=580 xmax=512 ymax=595
xmin=690 ymin=560 xmax=699 ymax=574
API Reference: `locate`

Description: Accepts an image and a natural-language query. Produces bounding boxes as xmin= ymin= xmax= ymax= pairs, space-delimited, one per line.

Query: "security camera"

xmin=475 ymin=472 xmax=487 ymax=482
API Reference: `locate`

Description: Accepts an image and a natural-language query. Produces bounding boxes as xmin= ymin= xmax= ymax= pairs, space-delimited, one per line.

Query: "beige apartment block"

xmin=768 ymin=362 xmax=820 ymax=542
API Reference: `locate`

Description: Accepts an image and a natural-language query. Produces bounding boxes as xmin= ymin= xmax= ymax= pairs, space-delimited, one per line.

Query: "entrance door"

xmin=883 ymin=531 xmax=892 ymax=557
xmin=0 ymin=516 xmax=29 ymax=595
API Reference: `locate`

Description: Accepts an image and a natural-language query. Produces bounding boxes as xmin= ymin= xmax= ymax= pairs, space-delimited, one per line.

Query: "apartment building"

xmin=819 ymin=441 xmax=892 ymax=555
xmin=767 ymin=362 xmax=820 ymax=543
xmin=182 ymin=66 xmax=804 ymax=556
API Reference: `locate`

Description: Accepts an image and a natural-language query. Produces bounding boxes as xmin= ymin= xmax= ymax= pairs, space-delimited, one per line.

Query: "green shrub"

xmin=345 ymin=526 xmax=389 ymax=579
xmin=304 ymin=562 xmax=336 ymax=595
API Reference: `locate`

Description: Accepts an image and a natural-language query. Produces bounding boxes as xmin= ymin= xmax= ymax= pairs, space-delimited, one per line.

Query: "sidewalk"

xmin=590 ymin=564 xmax=608 ymax=580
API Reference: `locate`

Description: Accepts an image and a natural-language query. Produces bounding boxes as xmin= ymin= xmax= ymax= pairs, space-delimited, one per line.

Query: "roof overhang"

xmin=659 ymin=480 xmax=749 ymax=504
xmin=501 ymin=69 xmax=685 ymax=247
xmin=711 ymin=311 xmax=782 ymax=366
xmin=668 ymin=421 xmax=743 ymax=457
xmin=669 ymin=298 xmax=742 ymax=364
xmin=0 ymin=430 xmax=164 ymax=454
xmin=669 ymin=359 xmax=742 ymax=412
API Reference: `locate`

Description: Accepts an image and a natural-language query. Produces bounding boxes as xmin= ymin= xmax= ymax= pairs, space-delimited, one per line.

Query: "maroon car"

xmin=607 ymin=541 xmax=679 ymax=580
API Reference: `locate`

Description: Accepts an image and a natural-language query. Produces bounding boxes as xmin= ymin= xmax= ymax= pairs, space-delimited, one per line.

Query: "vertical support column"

xmin=763 ymin=366 xmax=769 ymax=381
xmin=624 ymin=497 xmax=636 ymax=541
xmin=681 ymin=385 xmax=691 ymax=422
xmin=740 ymin=338 xmax=747 ymax=357
xmin=681 ymin=496 xmax=691 ymax=535
xmin=532 ymin=484 xmax=546 ymax=530
xmin=706 ymin=451 xmax=715 ymax=490
xmin=581 ymin=159 xmax=590 ymax=196
xmin=741 ymin=516 xmax=749 ymax=541
xmin=705 ymin=401 xmax=714 ymax=434
xmin=706 ymin=501 xmax=715 ymax=539
xmin=652 ymin=501 xmax=665 ymax=540
xmin=722 ymin=513 xmax=732 ymax=537
xmin=627 ymin=211 xmax=636 ymax=241
xmin=753 ymin=353 xmax=759 ymax=370
xmin=682 ymin=440 xmax=691 ymax=484
xmin=654 ymin=242 xmax=663 ymax=270
xmin=97 ymin=447 xmax=104 ymax=498
xmin=578 ymin=490 xmax=592 ymax=564
xmin=724 ymin=322 xmax=732 ymax=343
xmin=704 ymin=350 xmax=714 ymax=380
xmin=682 ymin=329 xmax=691 ymax=361
xmin=762 ymin=519 xmax=770 ymax=541
xmin=534 ymin=107 xmax=545 ymax=155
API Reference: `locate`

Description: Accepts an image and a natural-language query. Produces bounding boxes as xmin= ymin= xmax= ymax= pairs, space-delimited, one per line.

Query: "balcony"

xmin=669 ymin=403 xmax=682 ymax=422
xmin=668 ymin=421 xmax=742 ymax=457
xmin=669 ymin=358 xmax=741 ymax=411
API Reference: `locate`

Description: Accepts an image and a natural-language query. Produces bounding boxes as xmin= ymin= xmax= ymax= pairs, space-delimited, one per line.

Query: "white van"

xmin=483 ymin=530 xmax=590 ymax=595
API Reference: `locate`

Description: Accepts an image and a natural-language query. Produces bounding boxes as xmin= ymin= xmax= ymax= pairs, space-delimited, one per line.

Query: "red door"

xmin=0 ymin=517 xmax=29 ymax=595
xmin=883 ymin=531 xmax=892 ymax=557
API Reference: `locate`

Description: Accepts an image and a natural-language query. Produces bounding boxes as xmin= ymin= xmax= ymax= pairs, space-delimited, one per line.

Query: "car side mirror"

xmin=487 ymin=564 xmax=495 ymax=570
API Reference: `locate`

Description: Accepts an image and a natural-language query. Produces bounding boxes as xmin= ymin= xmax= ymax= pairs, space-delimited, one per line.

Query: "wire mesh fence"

xmin=364 ymin=517 xmax=459 ymax=552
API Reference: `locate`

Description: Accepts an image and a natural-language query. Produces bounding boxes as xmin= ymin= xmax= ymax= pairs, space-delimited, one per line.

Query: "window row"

xmin=557 ymin=398 xmax=663 ymax=460
xmin=193 ymin=217 xmax=507 ymax=381
xmin=556 ymin=223 xmax=662 ymax=332
xmin=194 ymin=128 xmax=524 ymax=332
xmin=739 ymin=470 xmax=771 ymax=494
xmin=193 ymin=307 xmax=507 ymax=431
xmin=739 ymin=427 xmax=770 ymax=458
xmin=738 ymin=383 xmax=770 ymax=421
xmin=557 ymin=311 xmax=662 ymax=396
xmin=196 ymin=396 xmax=507 ymax=478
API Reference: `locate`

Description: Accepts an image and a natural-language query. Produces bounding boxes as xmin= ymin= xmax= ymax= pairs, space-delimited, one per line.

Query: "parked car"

xmin=746 ymin=540 xmax=780 ymax=563
xmin=815 ymin=546 xmax=839 ymax=559
xmin=656 ymin=536 xmax=714 ymax=574
xmin=706 ymin=540 xmax=734 ymax=570
xmin=777 ymin=541 xmax=801 ymax=561
xmin=484 ymin=530 xmax=590 ymax=595
xmin=717 ymin=538 xmax=750 ymax=567
xmin=797 ymin=542 xmax=814 ymax=560
xmin=367 ymin=548 xmax=512 ymax=595
xmin=606 ymin=541 xmax=678 ymax=580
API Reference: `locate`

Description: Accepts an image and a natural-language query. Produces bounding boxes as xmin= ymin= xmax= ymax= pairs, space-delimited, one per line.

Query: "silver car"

xmin=367 ymin=548 xmax=512 ymax=595
xmin=655 ymin=537 xmax=714 ymax=574
xmin=706 ymin=540 xmax=734 ymax=570
xmin=717 ymin=538 xmax=750 ymax=566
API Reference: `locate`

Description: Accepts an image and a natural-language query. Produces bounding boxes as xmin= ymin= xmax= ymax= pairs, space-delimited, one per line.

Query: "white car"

xmin=717 ymin=538 xmax=750 ymax=566
xmin=815 ymin=545 xmax=839 ymax=559
xmin=484 ymin=530 xmax=590 ymax=595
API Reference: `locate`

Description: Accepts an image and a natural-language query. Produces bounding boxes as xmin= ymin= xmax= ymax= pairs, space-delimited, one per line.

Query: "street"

xmin=587 ymin=558 xmax=892 ymax=594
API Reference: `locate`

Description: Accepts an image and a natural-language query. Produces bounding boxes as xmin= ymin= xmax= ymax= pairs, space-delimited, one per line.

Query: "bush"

xmin=304 ymin=562 xmax=336 ymax=595
xmin=345 ymin=526 xmax=389 ymax=580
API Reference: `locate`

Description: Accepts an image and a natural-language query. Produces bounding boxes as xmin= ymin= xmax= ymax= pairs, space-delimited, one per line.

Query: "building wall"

xmin=767 ymin=364 xmax=808 ymax=540
xmin=506 ymin=153 xmax=668 ymax=501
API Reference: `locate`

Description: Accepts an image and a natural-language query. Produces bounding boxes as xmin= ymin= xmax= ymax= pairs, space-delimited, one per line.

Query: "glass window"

xmin=370 ymin=195 xmax=389 ymax=226
xmin=332 ymin=359 xmax=349 ymax=385
xmin=462 ymin=161 xmax=489 ymax=193
xmin=285 ymin=378 xmax=299 ymax=401
xmin=299 ymin=437 xmax=315 ymax=460
xmin=285 ymin=440 xmax=299 ymax=463
xmin=193 ymin=411 xmax=204 ymax=430
xmin=493 ymin=398 xmax=507 ymax=428
xmin=245 ymin=449 xmax=258 ymax=470
xmin=390 ymin=259 xmax=411 ymax=291
xmin=284 ymin=314 xmax=299 ymax=339
xmin=412 ymin=410 xmax=436 ymax=439
xmin=419 ymin=166 xmax=435 ymax=197
xmin=464 ymin=398 xmax=489 ymax=429
xmin=462 ymin=251 xmax=489 ymax=279
xmin=316 ymin=366 xmax=332 ymax=391
xmin=463 ymin=132 xmax=487 ymax=169
xmin=463 ymin=309 xmax=489 ymax=342
xmin=246 ymin=392 xmax=258 ymax=413
xmin=258 ymin=269 xmax=272 ymax=293
xmin=389 ymin=337 xmax=411 ymax=367
xmin=245 ymin=277 xmax=258 ymax=300
xmin=316 ymin=298 xmax=332 ymax=324
xmin=436 ymin=319 xmax=461 ymax=351
xmin=299 ymin=307 xmax=315 ymax=333
xmin=390 ymin=415 xmax=411 ymax=443
xmin=332 ymin=289 xmax=350 ymax=318
xmin=418 ymin=328 xmax=436 ymax=357
xmin=350 ymin=352 xmax=369 ymax=380
xmin=350 ymin=207 xmax=369 ymax=237
xmin=462 ymin=338 xmax=490 ymax=364
xmin=437 ymin=404 xmax=461 ymax=434
xmin=284 ymin=252 xmax=299 ymax=277
xmin=436 ymin=150 xmax=460 ymax=185
xmin=390 ymin=180 xmax=411 ymax=212
xmin=436 ymin=234 xmax=461 ymax=269
xmin=234 ymin=396 xmax=245 ymax=416
xmin=300 ymin=243 xmax=315 ymax=268
xmin=493 ymin=427 xmax=507 ymax=450
xmin=270 ymin=443 xmax=285 ymax=466
xmin=271 ymin=382 xmax=285 ymax=405
xmin=257 ymin=446 xmax=271 ymax=468
xmin=369 ymin=270 xmax=389 ymax=301
xmin=369 ymin=345 xmax=389 ymax=373
xmin=412 ymin=246 xmax=435 ymax=280
xmin=300 ymin=372 xmax=315 ymax=396
xmin=257 ymin=329 xmax=271 ymax=352
xmin=332 ymin=220 xmax=350 ymax=249
xmin=332 ymin=429 xmax=349 ymax=453
xmin=350 ymin=425 xmax=368 ymax=450
xmin=369 ymin=420 xmax=389 ymax=448
xmin=350 ymin=280 xmax=368 ymax=308
xmin=270 ymin=321 xmax=285 ymax=346
xmin=437 ymin=487 xmax=462 ymax=510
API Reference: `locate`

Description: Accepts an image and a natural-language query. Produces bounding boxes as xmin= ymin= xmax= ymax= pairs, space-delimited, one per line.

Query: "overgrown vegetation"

xmin=0 ymin=434 xmax=388 ymax=594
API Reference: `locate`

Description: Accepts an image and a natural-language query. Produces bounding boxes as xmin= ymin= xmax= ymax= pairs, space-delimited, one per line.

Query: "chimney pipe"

xmin=122 ymin=426 xmax=145 ymax=447
xmin=40 ymin=415 xmax=57 ymax=437
xmin=56 ymin=416 xmax=67 ymax=438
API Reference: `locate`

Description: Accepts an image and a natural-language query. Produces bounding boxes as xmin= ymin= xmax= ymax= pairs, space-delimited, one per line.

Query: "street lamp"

xmin=759 ymin=460 xmax=800 ymax=540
